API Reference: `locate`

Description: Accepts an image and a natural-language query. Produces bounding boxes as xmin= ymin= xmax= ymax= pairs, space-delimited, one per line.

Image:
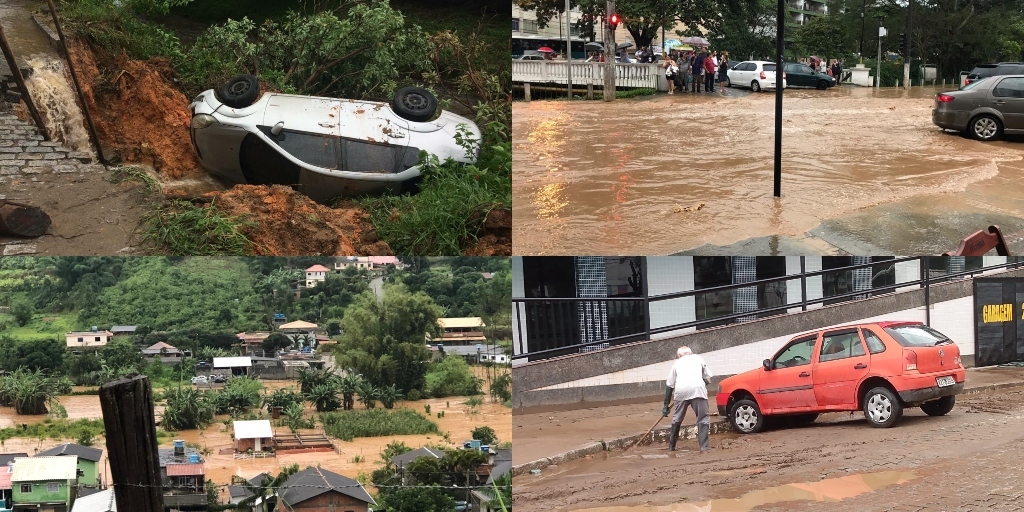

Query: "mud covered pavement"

xmin=513 ymin=371 xmax=1024 ymax=511
xmin=513 ymin=87 xmax=1024 ymax=255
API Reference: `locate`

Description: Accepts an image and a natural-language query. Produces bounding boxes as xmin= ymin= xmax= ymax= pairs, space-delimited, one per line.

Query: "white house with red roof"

xmin=305 ymin=265 xmax=330 ymax=288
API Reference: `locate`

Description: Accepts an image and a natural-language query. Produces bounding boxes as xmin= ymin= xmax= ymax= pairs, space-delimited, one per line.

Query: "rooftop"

xmin=279 ymin=320 xmax=317 ymax=330
xmin=391 ymin=447 xmax=445 ymax=467
xmin=0 ymin=453 xmax=28 ymax=466
xmin=36 ymin=443 xmax=103 ymax=462
xmin=70 ymin=487 xmax=117 ymax=512
xmin=11 ymin=456 xmax=78 ymax=482
xmin=213 ymin=356 xmax=252 ymax=368
xmin=233 ymin=420 xmax=273 ymax=440
xmin=279 ymin=467 xmax=376 ymax=507
xmin=141 ymin=342 xmax=181 ymax=355
xmin=305 ymin=265 xmax=330 ymax=272
xmin=166 ymin=463 xmax=205 ymax=477
xmin=158 ymin=448 xmax=200 ymax=468
xmin=438 ymin=317 xmax=486 ymax=329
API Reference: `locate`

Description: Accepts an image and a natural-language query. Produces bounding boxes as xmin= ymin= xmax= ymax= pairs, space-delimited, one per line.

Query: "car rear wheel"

xmin=751 ymin=80 xmax=761 ymax=92
xmin=724 ymin=77 xmax=732 ymax=88
xmin=920 ymin=395 xmax=955 ymax=416
xmin=816 ymin=80 xmax=829 ymax=90
xmin=218 ymin=74 xmax=260 ymax=109
xmin=863 ymin=387 xmax=903 ymax=428
xmin=970 ymin=115 xmax=1002 ymax=141
xmin=730 ymin=399 xmax=765 ymax=434
xmin=393 ymin=86 xmax=438 ymax=123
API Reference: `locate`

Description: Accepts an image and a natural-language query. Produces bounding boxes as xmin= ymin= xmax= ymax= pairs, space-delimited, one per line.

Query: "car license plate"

xmin=936 ymin=376 xmax=955 ymax=387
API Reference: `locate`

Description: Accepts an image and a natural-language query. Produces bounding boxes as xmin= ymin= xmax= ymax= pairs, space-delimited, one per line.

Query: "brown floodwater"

xmin=0 ymin=0 xmax=55 ymax=59
xmin=512 ymin=86 xmax=1024 ymax=254
xmin=567 ymin=471 xmax=917 ymax=512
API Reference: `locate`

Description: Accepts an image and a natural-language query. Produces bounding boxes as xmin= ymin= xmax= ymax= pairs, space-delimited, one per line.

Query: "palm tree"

xmin=357 ymin=382 xmax=379 ymax=409
xmin=338 ymin=374 xmax=362 ymax=411
xmin=378 ymin=384 xmax=403 ymax=409
xmin=2 ymin=369 xmax=61 ymax=415
xmin=236 ymin=464 xmax=300 ymax=512
xmin=305 ymin=383 xmax=341 ymax=412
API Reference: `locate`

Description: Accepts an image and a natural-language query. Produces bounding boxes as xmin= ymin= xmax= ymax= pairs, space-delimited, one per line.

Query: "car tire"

xmin=751 ymin=80 xmax=761 ymax=92
xmin=730 ymin=398 xmax=765 ymax=434
xmin=725 ymin=77 xmax=732 ymax=88
xmin=969 ymin=114 xmax=1002 ymax=141
xmin=863 ymin=386 xmax=903 ymax=428
xmin=920 ymin=395 xmax=955 ymax=417
xmin=816 ymin=80 xmax=828 ymax=90
xmin=218 ymin=74 xmax=260 ymax=109
xmin=393 ymin=86 xmax=438 ymax=123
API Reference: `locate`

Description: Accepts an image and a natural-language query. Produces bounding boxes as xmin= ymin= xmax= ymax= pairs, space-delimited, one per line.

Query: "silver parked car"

xmin=933 ymin=75 xmax=1024 ymax=141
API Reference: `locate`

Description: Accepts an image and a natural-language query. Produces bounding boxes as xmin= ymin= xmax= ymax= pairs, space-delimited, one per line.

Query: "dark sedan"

xmin=782 ymin=62 xmax=836 ymax=89
xmin=933 ymin=75 xmax=1024 ymax=141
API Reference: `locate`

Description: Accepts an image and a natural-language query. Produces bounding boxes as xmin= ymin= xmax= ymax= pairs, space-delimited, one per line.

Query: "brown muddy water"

xmin=567 ymin=471 xmax=917 ymax=512
xmin=512 ymin=86 xmax=1024 ymax=254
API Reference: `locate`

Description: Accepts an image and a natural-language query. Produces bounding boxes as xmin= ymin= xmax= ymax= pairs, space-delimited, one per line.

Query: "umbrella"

xmin=537 ymin=46 xmax=555 ymax=53
xmin=617 ymin=42 xmax=633 ymax=50
xmin=682 ymin=36 xmax=710 ymax=47
xmin=585 ymin=42 xmax=605 ymax=52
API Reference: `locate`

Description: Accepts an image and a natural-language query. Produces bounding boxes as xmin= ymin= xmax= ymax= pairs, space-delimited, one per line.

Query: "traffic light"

xmin=899 ymin=33 xmax=907 ymax=55
xmin=608 ymin=13 xmax=620 ymax=30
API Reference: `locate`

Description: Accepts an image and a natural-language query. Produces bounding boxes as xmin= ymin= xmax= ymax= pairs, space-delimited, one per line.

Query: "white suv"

xmin=726 ymin=61 xmax=788 ymax=92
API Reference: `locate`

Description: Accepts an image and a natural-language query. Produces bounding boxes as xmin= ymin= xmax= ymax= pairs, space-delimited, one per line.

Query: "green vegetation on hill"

xmin=320 ymin=408 xmax=441 ymax=441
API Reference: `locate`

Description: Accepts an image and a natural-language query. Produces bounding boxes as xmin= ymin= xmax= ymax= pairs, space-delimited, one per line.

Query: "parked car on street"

xmin=725 ymin=61 xmax=787 ymax=92
xmin=933 ymin=75 xmax=1024 ymax=141
xmin=189 ymin=74 xmax=482 ymax=204
xmin=782 ymin=62 xmax=836 ymax=89
xmin=191 ymin=375 xmax=208 ymax=385
xmin=964 ymin=62 xmax=1024 ymax=86
xmin=454 ymin=501 xmax=473 ymax=512
xmin=716 ymin=321 xmax=965 ymax=433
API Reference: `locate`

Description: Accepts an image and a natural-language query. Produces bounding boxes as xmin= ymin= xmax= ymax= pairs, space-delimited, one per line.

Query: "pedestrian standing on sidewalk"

xmin=665 ymin=58 xmax=679 ymax=94
xmin=662 ymin=346 xmax=714 ymax=452
xmin=718 ymin=53 xmax=730 ymax=88
xmin=832 ymin=60 xmax=843 ymax=86
xmin=703 ymin=53 xmax=716 ymax=92
xmin=692 ymin=52 xmax=705 ymax=93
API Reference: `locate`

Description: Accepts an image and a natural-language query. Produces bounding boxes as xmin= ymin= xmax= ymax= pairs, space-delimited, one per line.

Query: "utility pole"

xmin=876 ymin=17 xmax=884 ymax=88
xmin=603 ymin=0 xmax=616 ymax=101
xmin=903 ymin=0 xmax=913 ymax=89
xmin=566 ymin=0 xmax=573 ymax=99
xmin=860 ymin=0 xmax=866 ymax=63
xmin=773 ymin=0 xmax=784 ymax=197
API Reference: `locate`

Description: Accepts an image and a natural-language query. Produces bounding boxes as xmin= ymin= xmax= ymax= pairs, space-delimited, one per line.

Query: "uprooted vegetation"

xmin=58 ymin=0 xmax=510 ymax=255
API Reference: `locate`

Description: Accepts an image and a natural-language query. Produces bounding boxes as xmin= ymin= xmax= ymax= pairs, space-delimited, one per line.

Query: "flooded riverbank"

xmin=512 ymin=86 xmax=1024 ymax=254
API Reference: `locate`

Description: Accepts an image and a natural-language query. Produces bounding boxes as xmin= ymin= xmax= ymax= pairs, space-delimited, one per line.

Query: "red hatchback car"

xmin=716 ymin=321 xmax=966 ymax=433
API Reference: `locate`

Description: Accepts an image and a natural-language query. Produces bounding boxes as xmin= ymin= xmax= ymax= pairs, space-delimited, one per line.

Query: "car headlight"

xmin=191 ymin=114 xmax=217 ymax=129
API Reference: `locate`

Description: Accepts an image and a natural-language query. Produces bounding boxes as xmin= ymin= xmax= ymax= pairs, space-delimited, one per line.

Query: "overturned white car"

xmin=188 ymin=74 xmax=481 ymax=203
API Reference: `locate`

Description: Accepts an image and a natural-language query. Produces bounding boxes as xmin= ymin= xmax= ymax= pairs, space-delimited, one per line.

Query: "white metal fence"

xmin=512 ymin=60 xmax=664 ymax=91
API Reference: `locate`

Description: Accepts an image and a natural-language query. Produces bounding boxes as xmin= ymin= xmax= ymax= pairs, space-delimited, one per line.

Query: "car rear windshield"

xmin=763 ymin=64 xmax=777 ymax=72
xmin=961 ymin=77 xmax=990 ymax=90
xmin=883 ymin=325 xmax=953 ymax=347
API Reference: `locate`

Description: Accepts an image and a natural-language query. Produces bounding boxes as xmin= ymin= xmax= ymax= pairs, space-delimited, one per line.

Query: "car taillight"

xmin=964 ymin=78 xmax=972 ymax=85
xmin=954 ymin=355 xmax=962 ymax=367
xmin=905 ymin=350 xmax=918 ymax=371
xmin=937 ymin=94 xmax=955 ymax=103
xmin=760 ymin=71 xmax=766 ymax=79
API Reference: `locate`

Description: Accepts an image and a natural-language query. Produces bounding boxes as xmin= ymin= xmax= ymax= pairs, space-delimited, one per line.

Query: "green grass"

xmin=615 ymin=88 xmax=658 ymax=99
xmin=108 ymin=165 xmax=161 ymax=193
xmin=0 ymin=313 xmax=76 ymax=341
xmin=142 ymin=199 xmax=255 ymax=255
xmin=320 ymin=408 xmax=441 ymax=442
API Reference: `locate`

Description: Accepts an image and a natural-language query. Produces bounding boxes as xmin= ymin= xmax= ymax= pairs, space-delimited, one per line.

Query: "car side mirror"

xmin=763 ymin=359 xmax=772 ymax=371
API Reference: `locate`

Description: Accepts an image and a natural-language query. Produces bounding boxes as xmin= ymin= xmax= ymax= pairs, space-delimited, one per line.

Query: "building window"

xmin=47 ymin=482 xmax=58 ymax=493
xmin=78 ymin=337 xmax=84 ymax=343
xmin=513 ymin=18 xmax=520 ymax=31
xmin=694 ymin=257 xmax=734 ymax=328
xmin=756 ymin=257 xmax=788 ymax=316
xmin=20 ymin=484 xmax=30 ymax=493
xmin=95 ymin=337 xmax=101 ymax=342
xmin=522 ymin=19 xmax=538 ymax=34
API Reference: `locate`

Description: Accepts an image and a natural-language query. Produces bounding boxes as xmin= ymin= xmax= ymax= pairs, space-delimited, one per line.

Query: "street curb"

xmin=511 ymin=418 xmax=732 ymax=477
xmin=512 ymin=377 xmax=1024 ymax=478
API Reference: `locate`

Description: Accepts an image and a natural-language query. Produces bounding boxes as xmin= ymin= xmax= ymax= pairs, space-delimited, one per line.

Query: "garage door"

xmin=974 ymin=278 xmax=1024 ymax=367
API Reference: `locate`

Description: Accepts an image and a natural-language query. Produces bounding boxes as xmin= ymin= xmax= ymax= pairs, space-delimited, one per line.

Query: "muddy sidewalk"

xmin=513 ymin=366 xmax=1024 ymax=468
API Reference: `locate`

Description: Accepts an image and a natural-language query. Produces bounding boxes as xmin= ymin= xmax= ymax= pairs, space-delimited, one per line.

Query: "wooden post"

xmin=0 ymin=201 xmax=52 ymax=237
xmin=99 ymin=375 xmax=164 ymax=512
xmin=587 ymin=82 xmax=594 ymax=100
xmin=524 ymin=83 xmax=531 ymax=102
xmin=0 ymin=24 xmax=48 ymax=140
xmin=43 ymin=0 xmax=105 ymax=164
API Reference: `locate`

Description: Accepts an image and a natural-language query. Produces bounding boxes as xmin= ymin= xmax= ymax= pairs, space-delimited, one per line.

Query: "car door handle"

xmin=799 ymin=372 xmax=810 ymax=377
xmin=854 ymin=363 xmax=867 ymax=369
xmin=994 ymin=101 xmax=1005 ymax=105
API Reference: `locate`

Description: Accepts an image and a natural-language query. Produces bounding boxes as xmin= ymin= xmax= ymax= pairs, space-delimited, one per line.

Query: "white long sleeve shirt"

xmin=666 ymin=354 xmax=713 ymax=401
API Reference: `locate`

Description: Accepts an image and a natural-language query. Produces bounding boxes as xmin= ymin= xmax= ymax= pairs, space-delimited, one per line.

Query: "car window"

xmin=961 ymin=77 xmax=990 ymax=90
xmin=774 ymin=336 xmax=816 ymax=368
xmin=862 ymin=329 xmax=887 ymax=354
xmin=801 ymin=65 xmax=813 ymax=73
xmin=344 ymin=140 xmax=419 ymax=174
xmin=763 ymin=64 xmax=777 ymax=72
xmin=272 ymin=130 xmax=341 ymax=169
xmin=818 ymin=331 xmax=866 ymax=362
xmin=883 ymin=325 xmax=954 ymax=347
xmin=992 ymin=77 xmax=1024 ymax=98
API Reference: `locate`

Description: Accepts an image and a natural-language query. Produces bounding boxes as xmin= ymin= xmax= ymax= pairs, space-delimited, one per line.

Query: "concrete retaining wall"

xmin=514 ymin=268 xmax=1024 ymax=411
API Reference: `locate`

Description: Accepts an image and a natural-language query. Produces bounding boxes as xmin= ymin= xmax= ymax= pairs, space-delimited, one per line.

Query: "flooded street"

xmin=513 ymin=86 xmax=1024 ymax=255
xmin=513 ymin=386 xmax=1024 ymax=512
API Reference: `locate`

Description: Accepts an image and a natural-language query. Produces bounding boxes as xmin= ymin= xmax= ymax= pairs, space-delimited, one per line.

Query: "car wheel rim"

xmin=229 ymin=81 xmax=250 ymax=96
xmin=867 ymin=394 xmax=892 ymax=423
xmin=976 ymin=119 xmax=997 ymax=138
xmin=734 ymin=404 xmax=758 ymax=432
xmin=402 ymin=92 xmax=428 ymax=111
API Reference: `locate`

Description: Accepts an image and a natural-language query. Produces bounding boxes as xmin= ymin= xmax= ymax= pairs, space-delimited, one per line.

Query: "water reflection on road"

xmin=513 ymin=86 xmax=1024 ymax=254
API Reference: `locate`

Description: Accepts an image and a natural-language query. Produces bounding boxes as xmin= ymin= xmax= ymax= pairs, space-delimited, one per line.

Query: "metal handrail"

xmin=513 ymin=256 xmax=1024 ymax=360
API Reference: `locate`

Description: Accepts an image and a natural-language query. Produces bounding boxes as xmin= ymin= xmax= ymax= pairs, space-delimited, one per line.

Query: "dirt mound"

xmin=66 ymin=39 xmax=202 ymax=179
xmin=463 ymin=205 xmax=511 ymax=255
xmin=212 ymin=185 xmax=392 ymax=255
